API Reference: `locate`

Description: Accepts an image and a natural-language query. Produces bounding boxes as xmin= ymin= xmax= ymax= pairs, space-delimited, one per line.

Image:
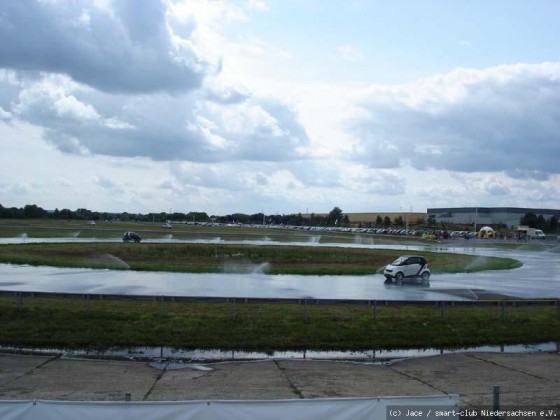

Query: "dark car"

xmin=122 ymin=231 xmax=142 ymax=242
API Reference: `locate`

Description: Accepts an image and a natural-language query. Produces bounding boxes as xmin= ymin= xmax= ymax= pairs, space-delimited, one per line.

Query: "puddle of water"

xmin=1 ymin=342 xmax=557 ymax=365
xmin=148 ymin=361 xmax=212 ymax=371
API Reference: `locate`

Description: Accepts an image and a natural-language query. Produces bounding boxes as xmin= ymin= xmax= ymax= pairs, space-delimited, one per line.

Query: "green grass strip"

xmin=0 ymin=298 xmax=558 ymax=351
xmin=0 ymin=243 xmax=521 ymax=275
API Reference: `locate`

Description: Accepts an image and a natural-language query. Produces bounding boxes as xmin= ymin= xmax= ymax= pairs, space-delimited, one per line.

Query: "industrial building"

xmin=427 ymin=207 xmax=560 ymax=228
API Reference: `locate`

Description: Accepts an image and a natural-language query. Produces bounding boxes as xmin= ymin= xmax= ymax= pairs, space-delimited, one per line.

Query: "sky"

xmin=1 ymin=0 xmax=560 ymax=216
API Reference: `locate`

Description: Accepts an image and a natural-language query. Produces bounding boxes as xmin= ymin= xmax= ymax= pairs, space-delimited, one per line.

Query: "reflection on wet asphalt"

xmin=0 ymin=238 xmax=559 ymax=301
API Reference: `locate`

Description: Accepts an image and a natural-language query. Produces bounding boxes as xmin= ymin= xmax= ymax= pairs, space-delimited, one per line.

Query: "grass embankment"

xmin=0 ymin=297 xmax=558 ymax=351
xmin=0 ymin=243 xmax=521 ymax=274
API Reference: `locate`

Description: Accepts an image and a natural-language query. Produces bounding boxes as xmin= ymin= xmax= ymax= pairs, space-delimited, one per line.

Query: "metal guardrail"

xmin=2 ymin=290 xmax=559 ymax=321
xmin=1 ymin=289 xmax=560 ymax=305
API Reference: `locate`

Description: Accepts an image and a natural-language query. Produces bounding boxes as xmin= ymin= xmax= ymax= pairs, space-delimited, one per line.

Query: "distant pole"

xmin=474 ymin=207 xmax=478 ymax=233
xmin=406 ymin=206 xmax=411 ymax=231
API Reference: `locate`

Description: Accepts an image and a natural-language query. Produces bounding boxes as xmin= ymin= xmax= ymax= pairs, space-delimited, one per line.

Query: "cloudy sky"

xmin=1 ymin=0 xmax=560 ymax=215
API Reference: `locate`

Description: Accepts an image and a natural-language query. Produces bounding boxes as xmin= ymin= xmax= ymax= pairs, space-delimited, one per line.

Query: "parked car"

xmin=87 ymin=221 xmax=96 ymax=226
xmin=122 ymin=231 xmax=142 ymax=243
xmin=162 ymin=223 xmax=172 ymax=229
xmin=383 ymin=255 xmax=430 ymax=284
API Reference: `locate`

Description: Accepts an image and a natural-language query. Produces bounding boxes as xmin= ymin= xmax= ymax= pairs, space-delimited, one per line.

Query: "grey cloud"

xmin=361 ymin=172 xmax=405 ymax=195
xmin=505 ymin=169 xmax=550 ymax=181
xmin=10 ymin=76 xmax=309 ymax=162
xmin=0 ymin=1 xmax=310 ymax=164
xmin=230 ymin=99 xmax=309 ymax=161
xmin=348 ymin=64 xmax=560 ymax=177
xmin=170 ymin=162 xmax=270 ymax=192
xmin=93 ymin=175 xmax=123 ymax=193
xmin=0 ymin=106 xmax=11 ymax=120
xmin=0 ymin=0 xmax=205 ymax=93
xmin=483 ymin=181 xmax=510 ymax=196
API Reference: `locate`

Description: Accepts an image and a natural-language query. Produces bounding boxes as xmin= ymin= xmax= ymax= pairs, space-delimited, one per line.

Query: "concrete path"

xmin=0 ymin=352 xmax=559 ymax=409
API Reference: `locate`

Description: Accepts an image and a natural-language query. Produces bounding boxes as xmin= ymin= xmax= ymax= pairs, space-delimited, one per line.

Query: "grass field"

xmin=0 ymin=218 xmax=549 ymax=352
xmin=0 ymin=219 xmax=522 ymax=274
xmin=1 ymin=297 xmax=558 ymax=351
xmin=0 ymin=242 xmax=521 ymax=275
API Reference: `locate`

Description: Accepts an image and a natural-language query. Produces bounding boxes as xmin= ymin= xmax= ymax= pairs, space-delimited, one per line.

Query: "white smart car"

xmin=384 ymin=255 xmax=430 ymax=284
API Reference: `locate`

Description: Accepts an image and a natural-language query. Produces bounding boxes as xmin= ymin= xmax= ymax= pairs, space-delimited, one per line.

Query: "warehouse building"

xmin=427 ymin=207 xmax=560 ymax=228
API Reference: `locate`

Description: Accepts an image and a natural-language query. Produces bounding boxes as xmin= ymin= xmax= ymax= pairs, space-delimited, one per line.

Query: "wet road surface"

xmin=0 ymin=238 xmax=559 ymax=301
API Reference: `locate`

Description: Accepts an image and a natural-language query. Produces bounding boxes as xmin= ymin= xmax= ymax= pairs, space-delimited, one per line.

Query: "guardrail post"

xmin=159 ymin=296 xmax=166 ymax=316
xmin=17 ymin=292 xmax=23 ymax=319
xmin=493 ymin=385 xmax=500 ymax=410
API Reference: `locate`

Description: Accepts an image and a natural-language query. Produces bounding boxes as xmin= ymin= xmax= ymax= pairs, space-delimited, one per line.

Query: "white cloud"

xmin=54 ymin=95 xmax=100 ymax=120
xmin=0 ymin=106 xmax=11 ymax=120
xmin=348 ymin=63 xmax=560 ymax=178
xmin=334 ymin=45 xmax=365 ymax=62
xmin=247 ymin=0 xmax=269 ymax=11
xmin=0 ymin=0 xmax=207 ymax=93
xmin=1 ymin=0 xmax=559 ymax=215
xmin=0 ymin=1 xmax=309 ymax=164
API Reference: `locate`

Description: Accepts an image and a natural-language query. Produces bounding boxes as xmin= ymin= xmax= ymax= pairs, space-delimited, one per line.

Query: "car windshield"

xmin=391 ymin=257 xmax=407 ymax=266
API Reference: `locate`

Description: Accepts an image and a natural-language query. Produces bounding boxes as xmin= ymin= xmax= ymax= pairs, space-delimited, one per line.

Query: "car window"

xmin=391 ymin=257 xmax=407 ymax=266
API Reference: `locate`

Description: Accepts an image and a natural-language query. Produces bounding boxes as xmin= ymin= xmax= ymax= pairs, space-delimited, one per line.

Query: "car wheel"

xmin=395 ymin=272 xmax=404 ymax=284
xmin=421 ymin=271 xmax=430 ymax=281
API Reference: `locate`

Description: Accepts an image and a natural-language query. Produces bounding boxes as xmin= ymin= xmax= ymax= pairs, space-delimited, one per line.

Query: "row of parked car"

xmin=162 ymin=221 xmax=477 ymax=240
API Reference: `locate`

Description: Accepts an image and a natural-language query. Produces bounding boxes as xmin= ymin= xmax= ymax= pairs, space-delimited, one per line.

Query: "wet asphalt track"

xmin=0 ymin=237 xmax=559 ymax=301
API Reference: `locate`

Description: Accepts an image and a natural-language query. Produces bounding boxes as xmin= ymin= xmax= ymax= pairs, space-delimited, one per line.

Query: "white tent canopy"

xmin=478 ymin=226 xmax=495 ymax=238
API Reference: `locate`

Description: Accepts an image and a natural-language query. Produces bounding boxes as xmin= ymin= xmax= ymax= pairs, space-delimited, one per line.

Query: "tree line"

xmin=4 ymin=204 xmax=556 ymax=232
xmin=0 ymin=203 xmax=351 ymax=227
xmin=519 ymin=212 xmax=559 ymax=232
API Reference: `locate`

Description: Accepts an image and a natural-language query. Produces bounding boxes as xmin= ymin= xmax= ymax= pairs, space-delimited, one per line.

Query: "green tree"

xmin=537 ymin=215 xmax=546 ymax=230
xmin=550 ymin=215 xmax=558 ymax=232
xmin=520 ymin=212 xmax=538 ymax=228
xmin=326 ymin=207 xmax=343 ymax=226
xmin=23 ymin=204 xmax=47 ymax=218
